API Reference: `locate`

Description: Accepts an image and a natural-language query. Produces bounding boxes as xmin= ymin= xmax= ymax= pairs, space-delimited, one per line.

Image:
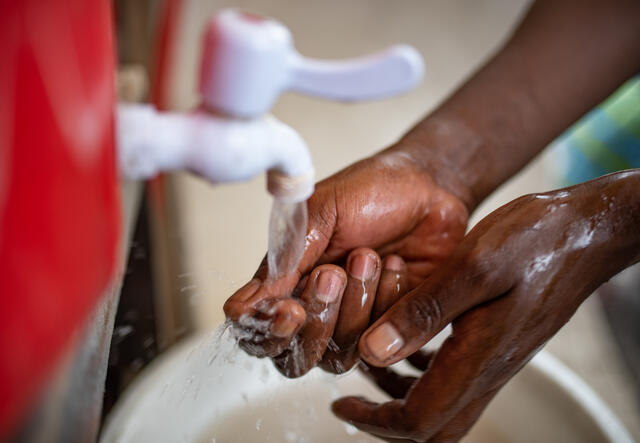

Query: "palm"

xmin=223 ymin=154 xmax=469 ymax=363
xmin=307 ymin=156 xmax=468 ymax=287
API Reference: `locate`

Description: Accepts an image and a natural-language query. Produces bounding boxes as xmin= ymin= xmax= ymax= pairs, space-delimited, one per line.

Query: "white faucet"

xmin=117 ymin=8 xmax=425 ymax=203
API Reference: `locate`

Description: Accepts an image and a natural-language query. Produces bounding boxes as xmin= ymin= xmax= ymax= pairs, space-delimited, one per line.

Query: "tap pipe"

xmin=117 ymin=104 xmax=314 ymax=202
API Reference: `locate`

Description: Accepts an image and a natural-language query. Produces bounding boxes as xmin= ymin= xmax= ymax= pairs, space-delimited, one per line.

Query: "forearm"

xmin=389 ymin=0 xmax=640 ymax=211
xmin=553 ymin=169 xmax=640 ymax=297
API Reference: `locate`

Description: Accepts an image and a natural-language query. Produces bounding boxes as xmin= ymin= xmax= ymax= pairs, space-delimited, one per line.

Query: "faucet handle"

xmin=289 ymin=45 xmax=424 ymax=102
xmin=199 ymin=9 xmax=424 ymax=118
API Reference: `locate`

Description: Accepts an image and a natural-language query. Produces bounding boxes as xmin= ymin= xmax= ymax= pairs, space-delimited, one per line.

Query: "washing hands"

xmin=224 ymin=152 xmax=468 ymax=376
xmin=224 ymin=0 xmax=640 ymax=440
xmin=225 ymin=155 xmax=639 ymax=442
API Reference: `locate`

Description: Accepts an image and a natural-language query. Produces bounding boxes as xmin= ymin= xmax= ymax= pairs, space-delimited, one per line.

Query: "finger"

xmin=331 ymin=396 xmax=409 ymax=439
xmin=429 ymin=388 xmax=499 ymax=443
xmin=395 ymin=294 xmax=525 ymax=441
xmin=236 ymin=298 xmax=306 ymax=358
xmin=224 ymin=185 xmax=340 ymax=337
xmin=223 ymin=264 xmax=304 ymax=334
xmin=359 ymin=362 xmax=418 ymax=400
xmin=406 ymin=349 xmax=435 ymax=371
xmin=358 ymin=250 xmax=514 ymax=367
xmin=229 ymin=274 xmax=309 ymax=358
xmin=357 ymin=350 xmax=435 ymax=401
xmin=320 ymin=249 xmax=382 ymax=373
xmin=330 ymin=344 xmax=458 ymax=440
xmin=336 ymin=293 xmax=523 ymax=441
xmin=273 ymin=265 xmax=347 ymax=377
xmin=372 ymin=255 xmax=408 ymax=321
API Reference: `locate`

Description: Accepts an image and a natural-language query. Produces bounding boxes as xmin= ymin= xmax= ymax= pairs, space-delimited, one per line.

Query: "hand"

xmin=253 ymin=248 xmax=412 ymax=377
xmin=224 ymin=151 xmax=469 ymax=374
xmin=332 ymin=172 xmax=640 ymax=442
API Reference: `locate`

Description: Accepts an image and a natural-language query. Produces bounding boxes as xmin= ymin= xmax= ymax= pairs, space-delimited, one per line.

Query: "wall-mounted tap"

xmin=117 ymin=8 xmax=425 ymax=202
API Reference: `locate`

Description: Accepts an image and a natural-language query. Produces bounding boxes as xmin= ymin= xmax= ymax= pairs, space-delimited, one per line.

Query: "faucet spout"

xmin=261 ymin=116 xmax=315 ymax=203
xmin=117 ymin=104 xmax=315 ymax=202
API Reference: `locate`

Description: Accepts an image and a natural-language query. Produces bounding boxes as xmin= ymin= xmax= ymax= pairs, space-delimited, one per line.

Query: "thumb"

xmin=357 ymin=253 xmax=513 ymax=367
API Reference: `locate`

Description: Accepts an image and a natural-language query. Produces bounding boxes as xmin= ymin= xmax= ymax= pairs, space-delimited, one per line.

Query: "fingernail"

xmin=271 ymin=315 xmax=298 ymax=337
xmin=365 ymin=323 xmax=404 ymax=361
xmin=316 ymin=271 xmax=341 ymax=303
xmin=384 ymin=255 xmax=404 ymax=272
xmin=350 ymin=254 xmax=375 ymax=280
xmin=235 ymin=278 xmax=261 ymax=302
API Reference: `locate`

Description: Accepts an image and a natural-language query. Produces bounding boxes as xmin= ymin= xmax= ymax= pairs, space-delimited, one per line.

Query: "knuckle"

xmin=456 ymin=244 xmax=514 ymax=296
xmin=276 ymin=299 xmax=306 ymax=322
xmin=457 ymin=245 xmax=496 ymax=286
xmin=460 ymin=246 xmax=483 ymax=271
xmin=383 ymin=254 xmax=405 ymax=268
xmin=406 ymin=294 xmax=442 ymax=332
xmin=308 ymin=191 xmax=337 ymax=233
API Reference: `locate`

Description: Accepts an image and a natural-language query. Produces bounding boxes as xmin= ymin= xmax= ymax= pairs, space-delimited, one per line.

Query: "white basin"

xmin=100 ymin=327 xmax=634 ymax=443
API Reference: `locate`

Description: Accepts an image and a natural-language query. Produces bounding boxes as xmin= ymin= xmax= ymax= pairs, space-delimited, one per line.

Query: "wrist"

xmin=559 ymin=169 xmax=640 ymax=288
xmin=380 ymin=115 xmax=490 ymax=213
xmin=591 ymin=170 xmax=640 ymax=267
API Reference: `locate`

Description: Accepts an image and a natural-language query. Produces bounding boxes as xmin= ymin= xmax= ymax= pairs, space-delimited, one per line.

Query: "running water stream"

xmin=266 ymin=198 xmax=308 ymax=281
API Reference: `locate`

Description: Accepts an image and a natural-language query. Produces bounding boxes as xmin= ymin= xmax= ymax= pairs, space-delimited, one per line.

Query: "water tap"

xmin=117 ymin=8 xmax=425 ymax=202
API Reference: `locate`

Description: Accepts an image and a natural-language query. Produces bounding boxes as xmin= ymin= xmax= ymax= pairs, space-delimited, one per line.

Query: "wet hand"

xmin=231 ymin=247 xmax=411 ymax=377
xmin=333 ymin=173 xmax=640 ymax=442
xmin=224 ymin=153 xmax=468 ymax=369
xmin=261 ymin=249 xmax=413 ymax=377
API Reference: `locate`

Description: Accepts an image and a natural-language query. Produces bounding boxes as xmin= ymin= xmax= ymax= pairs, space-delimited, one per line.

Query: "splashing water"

xmin=267 ymin=198 xmax=308 ymax=281
xmin=115 ymin=316 xmax=393 ymax=443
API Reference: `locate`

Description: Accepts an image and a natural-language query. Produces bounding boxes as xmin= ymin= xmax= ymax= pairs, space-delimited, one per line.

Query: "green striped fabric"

xmin=550 ymin=76 xmax=640 ymax=186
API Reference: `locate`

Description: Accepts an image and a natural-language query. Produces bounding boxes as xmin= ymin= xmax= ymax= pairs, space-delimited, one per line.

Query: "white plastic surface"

xmin=199 ymin=9 xmax=425 ymax=117
xmin=117 ymin=104 xmax=315 ymax=201
xmin=100 ymin=332 xmax=634 ymax=443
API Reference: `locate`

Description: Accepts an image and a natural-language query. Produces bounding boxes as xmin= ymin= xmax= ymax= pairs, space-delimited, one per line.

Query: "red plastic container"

xmin=0 ymin=0 xmax=120 ymax=434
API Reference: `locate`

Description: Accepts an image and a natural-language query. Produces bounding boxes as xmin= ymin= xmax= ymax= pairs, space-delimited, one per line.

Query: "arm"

xmin=391 ymin=0 xmax=640 ymax=211
xmin=335 ymin=169 xmax=640 ymax=442
xmin=224 ymin=0 xmax=640 ymax=378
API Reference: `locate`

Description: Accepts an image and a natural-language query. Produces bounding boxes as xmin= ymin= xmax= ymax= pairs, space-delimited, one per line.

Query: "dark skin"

xmin=225 ymin=0 xmax=640 ymax=440
xmin=334 ymin=170 xmax=640 ymax=442
xmin=225 ymin=157 xmax=467 ymax=375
